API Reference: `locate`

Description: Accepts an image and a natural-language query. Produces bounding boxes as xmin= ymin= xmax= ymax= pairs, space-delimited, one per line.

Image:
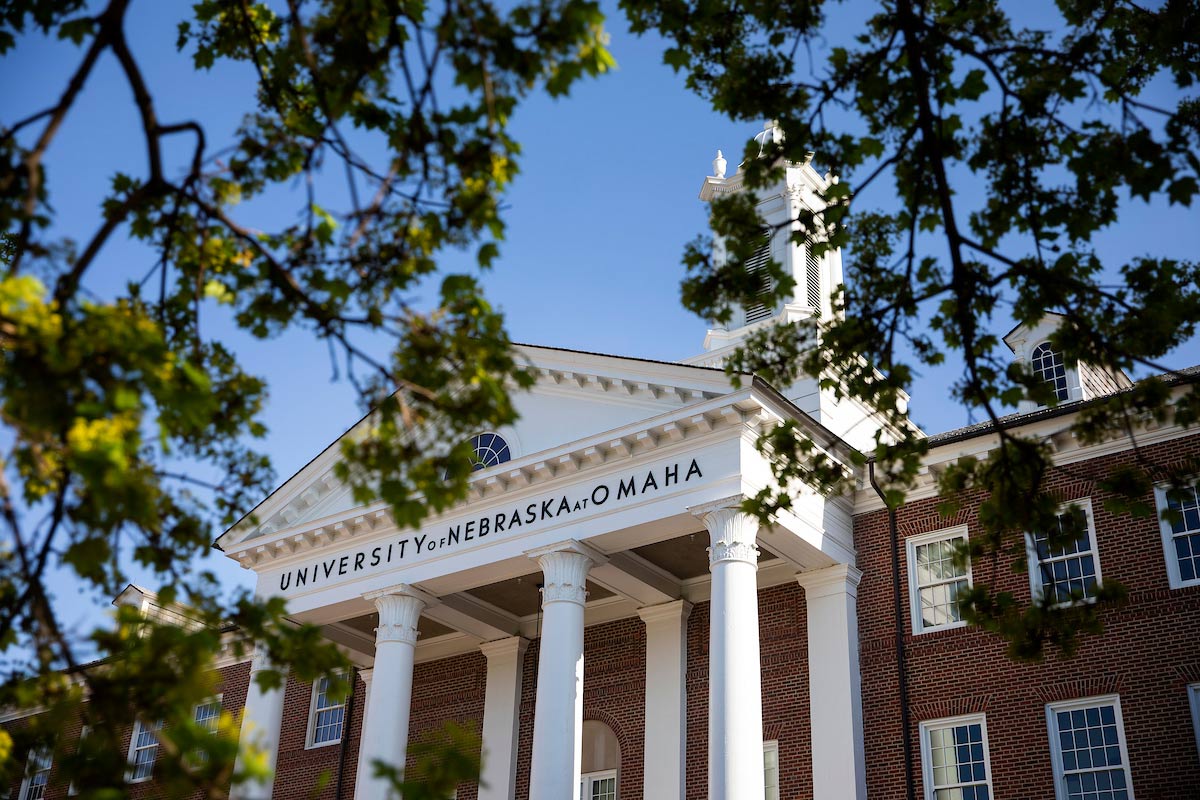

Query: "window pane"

xmin=1033 ymin=510 xmax=1099 ymax=602
xmin=23 ymin=748 xmax=52 ymax=800
xmin=1168 ymin=485 xmax=1200 ymax=582
xmin=1032 ymin=343 xmax=1069 ymax=402
xmin=311 ymin=674 xmax=347 ymax=745
xmin=129 ymin=720 xmax=162 ymax=781
xmin=914 ymin=534 xmax=969 ymax=630
xmin=925 ymin=721 xmax=989 ymax=795
xmin=763 ymin=741 xmax=780 ymax=800
xmin=195 ymin=700 xmax=221 ymax=732
xmin=1052 ymin=701 xmax=1131 ymax=800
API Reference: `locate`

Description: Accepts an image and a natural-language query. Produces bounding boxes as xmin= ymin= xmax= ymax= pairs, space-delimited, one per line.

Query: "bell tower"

xmin=683 ymin=122 xmax=911 ymax=450
xmin=688 ymin=122 xmax=844 ymax=359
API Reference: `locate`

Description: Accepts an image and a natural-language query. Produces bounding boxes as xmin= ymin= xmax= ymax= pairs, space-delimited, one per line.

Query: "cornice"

xmin=228 ymin=392 xmax=777 ymax=570
xmin=228 ymin=369 xmax=731 ymax=549
xmin=530 ymin=367 xmax=721 ymax=405
xmin=853 ymin=418 xmax=1199 ymax=514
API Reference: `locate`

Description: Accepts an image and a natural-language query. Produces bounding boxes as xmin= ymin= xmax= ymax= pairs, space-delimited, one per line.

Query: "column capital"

xmin=363 ymin=582 xmax=437 ymax=605
xmin=480 ymin=635 xmax=529 ymax=662
xmin=364 ymin=584 xmax=433 ymax=645
xmin=637 ymin=599 xmax=693 ymax=627
xmin=795 ymin=563 xmax=864 ymax=600
xmin=687 ymin=494 xmax=749 ymax=520
xmin=689 ymin=496 xmax=760 ymax=567
xmin=527 ymin=540 xmax=605 ymax=606
xmin=250 ymin=641 xmax=275 ymax=672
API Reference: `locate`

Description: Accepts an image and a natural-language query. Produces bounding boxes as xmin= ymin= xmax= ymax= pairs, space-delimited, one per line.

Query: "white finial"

xmin=713 ymin=149 xmax=727 ymax=179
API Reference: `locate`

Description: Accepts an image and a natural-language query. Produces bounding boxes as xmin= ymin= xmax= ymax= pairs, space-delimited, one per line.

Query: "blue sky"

xmin=3 ymin=1 xmax=1199 ymax=628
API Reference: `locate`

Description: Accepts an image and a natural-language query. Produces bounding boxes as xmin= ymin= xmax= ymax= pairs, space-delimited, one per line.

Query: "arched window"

xmin=470 ymin=432 xmax=511 ymax=470
xmin=581 ymin=720 xmax=619 ymax=800
xmin=1031 ymin=342 xmax=1070 ymax=402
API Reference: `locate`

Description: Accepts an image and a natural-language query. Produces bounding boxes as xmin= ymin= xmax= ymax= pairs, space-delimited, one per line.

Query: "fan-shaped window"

xmin=470 ymin=432 xmax=511 ymax=471
xmin=1031 ymin=342 xmax=1070 ymax=402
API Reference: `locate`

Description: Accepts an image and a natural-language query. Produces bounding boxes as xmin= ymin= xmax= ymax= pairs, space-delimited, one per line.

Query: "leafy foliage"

xmin=623 ymin=0 xmax=1200 ymax=658
xmin=0 ymin=0 xmax=610 ymax=792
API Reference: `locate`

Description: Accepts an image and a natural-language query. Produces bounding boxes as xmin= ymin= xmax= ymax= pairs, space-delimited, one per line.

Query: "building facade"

xmin=6 ymin=138 xmax=1200 ymax=800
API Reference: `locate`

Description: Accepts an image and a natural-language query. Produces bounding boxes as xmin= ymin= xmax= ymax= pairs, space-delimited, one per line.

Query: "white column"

xmin=357 ymin=585 xmax=432 ymax=800
xmin=795 ymin=564 xmax=867 ymax=800
xmin=353 ymin=668 xmax=374 ymax=797
xmin=693 ymin=498 xmax=765 ymax=800
xmin=231 ymin=643 xmax=286 ymax=800
xmin=478 ymin=636 xmax=529 ymax=800
xmin=637 ymin=600 xmax=692 ymax=800
xmin=527 ymin=540 xmax=604 ymax=800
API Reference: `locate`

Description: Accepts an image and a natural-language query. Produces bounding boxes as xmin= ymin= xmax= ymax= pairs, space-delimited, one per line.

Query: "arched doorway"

xmin=580 ymin=719 xmax=620 ymax=800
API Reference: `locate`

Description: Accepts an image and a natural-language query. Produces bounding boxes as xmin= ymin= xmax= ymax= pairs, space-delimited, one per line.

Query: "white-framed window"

xmin=1154 ymin=482 xmax=1200 ymax=589
xmin=1032 ymin=342 xmax=1070 ymax=402
xmin=907 ymin=526 xmax=973 ymax=634
xmin=18 ymin=746 xmax=52 ymax=800
xmin=192 ymin=695 xmax=222 ymax=764
xmin=1189 ymin=684 xmax=1200 ymax=763
xmin=306 ymin=673 xmax=347 ymax=748
xmin=1046 ymin=695 xmax=1133 ymax=800
xmin=919 ymin=714 xmax=993 ymax=800
xmin=68 ymin=726 xmax=90 ymax=796
xmin=580 ymin=769 xmax=617 ymax=800
xmin=763 ymin=740 xmax=780 ymax=800
xmin=1027 ymin=499 xmax=1102 ymax=604
xmin=194 ymin=696 xmax=221 ymax=733
xmin=127 ymin=719 xmax=162 ymax=783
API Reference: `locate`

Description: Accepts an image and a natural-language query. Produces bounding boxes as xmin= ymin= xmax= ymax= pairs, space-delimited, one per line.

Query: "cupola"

xmin=685 ymin=123 xmax=915 ymax=452
xmin=691 ymin=121 xmax=844 ymax=358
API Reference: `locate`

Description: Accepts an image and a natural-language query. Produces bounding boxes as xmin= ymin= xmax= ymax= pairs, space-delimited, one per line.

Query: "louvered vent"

xmin=742 ymin=232 xmax=774 ymax=325
xmin=805 ymin=248 xmax=822 ymax=308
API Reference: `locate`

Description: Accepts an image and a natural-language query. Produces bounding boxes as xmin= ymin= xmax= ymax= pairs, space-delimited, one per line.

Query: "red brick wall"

xmin=857 ymin=434 xmax=1200 ymax=799
xmin=268 ymin=650 xmax=487 ymax=800
xmin=513 ymin=616 xmax=649 ymax=799
xmin=684 ymin=584 xmax=814 ymax=800
xmin=2 ymin=658 xmax=251 ymax=800
xmin=16 ymin=433 xmax=1200 ymax=800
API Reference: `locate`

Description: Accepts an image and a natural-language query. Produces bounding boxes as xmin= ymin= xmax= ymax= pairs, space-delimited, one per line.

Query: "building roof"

xmin=214 ymin=342 xmax=758 ymax=550
xmin=925 ymin=364 xmax=1200 ymax=447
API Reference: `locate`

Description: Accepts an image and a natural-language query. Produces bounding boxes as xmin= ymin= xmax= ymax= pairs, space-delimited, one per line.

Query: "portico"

xmin=221 ymin=347 xmax=870 ymax=800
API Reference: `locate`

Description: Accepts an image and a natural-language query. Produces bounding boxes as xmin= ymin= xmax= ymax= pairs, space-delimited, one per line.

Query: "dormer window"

xmin=470 ymin=432 xmax=511 ymax=471
xmin=1031 ymin=342 xmax=1070 ymax=402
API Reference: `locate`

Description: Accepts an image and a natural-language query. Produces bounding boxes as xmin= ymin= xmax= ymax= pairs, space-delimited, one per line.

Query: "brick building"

xmin=7 ymin=136 xmax=1200 ymax=800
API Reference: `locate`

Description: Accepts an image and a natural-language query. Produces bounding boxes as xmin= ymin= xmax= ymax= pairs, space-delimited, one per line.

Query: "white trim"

xmin=305 ymin=673 xmax=347 ymax=749
xmin=194 ymin=693 xmax=223 ymax=731
xmin=191 ymin=694 xmax=223 ymax=766
xmin=1031 ymin=340 xmax=1080 ymax=405
xmin=580 ymin=769 xmax=618 ymax=800
xmin=918 ymin=713 xmax=993 ymax=800
xmin=906 ymin=526 xmax=972 ymax=634
xmin=1154 ymin=481 xmax=1200 ymax=590
xmin=18 ymin=746 xmax=52 ymax=800
xmin=1189 ymin=684 xmax=1200 ymax=763
xmin=126 ymin=719 xmax=161 ymax=784
xmin=1026 ymin=498 xmax=1102 ymax=605
xmin=68 ymin=725 xmax=89 ymax=796
xmin=763 ymin=739 xmax=780 ymax=800
xmin=1045 ymin=694 xmax=1134 ymax=800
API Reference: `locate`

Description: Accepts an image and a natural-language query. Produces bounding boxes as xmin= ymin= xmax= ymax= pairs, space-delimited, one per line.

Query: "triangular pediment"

xmin=215 ymin=345 xmax=737 ymax=551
